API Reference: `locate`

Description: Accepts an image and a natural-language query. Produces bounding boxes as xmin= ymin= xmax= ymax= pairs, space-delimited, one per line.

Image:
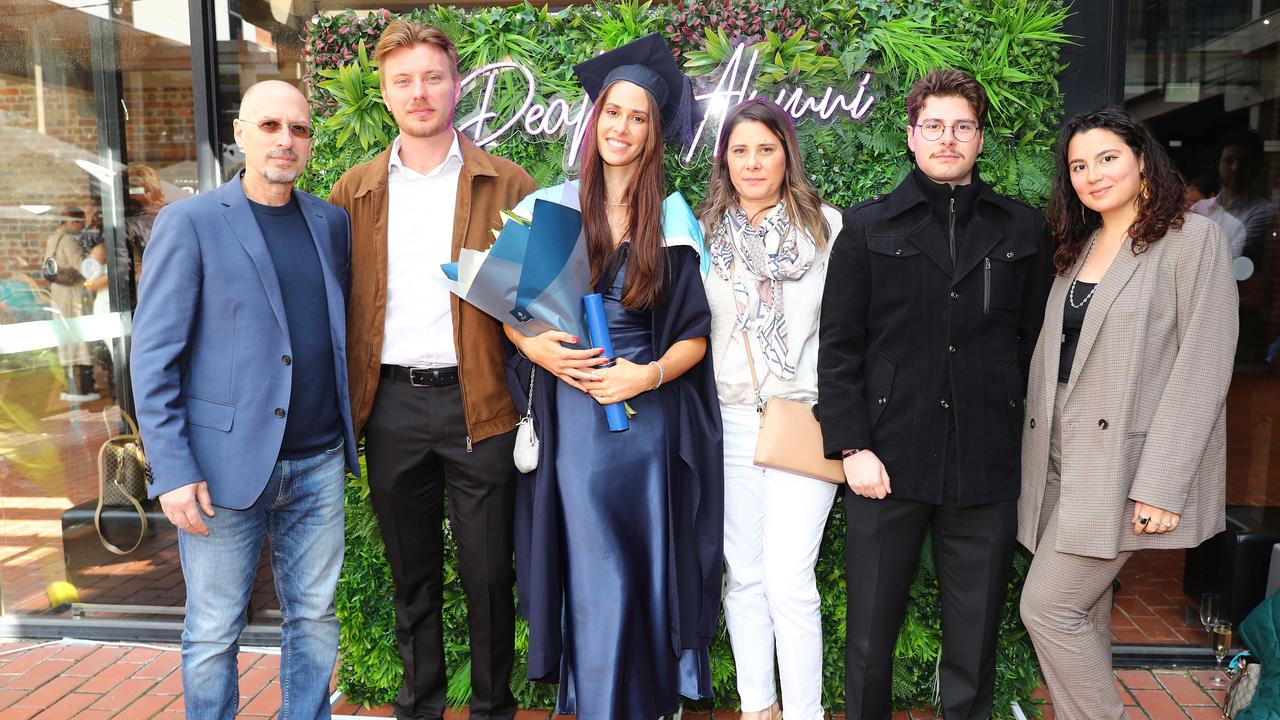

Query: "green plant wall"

xmin=300 ymin=1 xmax=1071 ymax=716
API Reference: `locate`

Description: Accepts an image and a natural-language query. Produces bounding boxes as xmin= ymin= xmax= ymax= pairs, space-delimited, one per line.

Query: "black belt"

xmin=381 ymin=364 xmax=459 ymax=387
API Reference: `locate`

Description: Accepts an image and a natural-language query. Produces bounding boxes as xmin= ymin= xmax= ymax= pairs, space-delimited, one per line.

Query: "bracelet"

xmin=841 ymin=448 xmax=864 ymax=459
xmin=649 ymin=360 xmax=665 ymax=390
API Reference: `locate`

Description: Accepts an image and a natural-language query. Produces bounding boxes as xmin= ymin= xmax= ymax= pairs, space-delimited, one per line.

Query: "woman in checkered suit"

xmin=1018 ymin=108 xmax=1237 ymax=720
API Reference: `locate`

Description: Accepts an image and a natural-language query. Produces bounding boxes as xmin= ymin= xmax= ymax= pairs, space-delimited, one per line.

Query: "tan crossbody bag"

xmin=742 ymin=331 xmax=845 ymax=484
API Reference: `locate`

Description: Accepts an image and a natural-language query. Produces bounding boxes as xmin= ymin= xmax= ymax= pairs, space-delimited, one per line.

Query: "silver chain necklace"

xmin=1068 ymin=235 xmax=1099 ymax=309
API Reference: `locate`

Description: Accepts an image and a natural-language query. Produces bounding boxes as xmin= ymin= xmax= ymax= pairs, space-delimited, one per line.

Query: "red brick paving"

xmin=0 ymin=639 xmax=1239 ymax=718
xmin=0 ymin=641 xmax=286 ymax=719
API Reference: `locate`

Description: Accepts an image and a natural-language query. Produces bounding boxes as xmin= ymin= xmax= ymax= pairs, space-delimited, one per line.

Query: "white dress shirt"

xmin=381 ymin=132 xmax=464 ymax=367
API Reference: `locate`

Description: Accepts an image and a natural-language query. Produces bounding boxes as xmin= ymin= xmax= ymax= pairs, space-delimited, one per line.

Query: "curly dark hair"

xmin=1045 ymin=108 xmax=1186 ymax=275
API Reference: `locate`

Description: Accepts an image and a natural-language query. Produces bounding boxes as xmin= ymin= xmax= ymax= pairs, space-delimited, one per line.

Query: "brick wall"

xmin=0 ymin=74 xmax=95 ymax=279
xmin=0 ymin=71 xmax=194 ymax=282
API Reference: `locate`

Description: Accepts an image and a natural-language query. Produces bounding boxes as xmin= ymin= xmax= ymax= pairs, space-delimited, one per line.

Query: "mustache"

xmin=267 ymin=149 xmax=299 ymax=160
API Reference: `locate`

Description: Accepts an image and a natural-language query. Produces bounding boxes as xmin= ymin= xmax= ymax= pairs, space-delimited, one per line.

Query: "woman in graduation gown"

xmin=503 ymin=34 xmax=723 ymax=720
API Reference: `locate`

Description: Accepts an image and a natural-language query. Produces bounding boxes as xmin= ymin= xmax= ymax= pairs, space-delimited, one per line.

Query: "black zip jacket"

xmin=817 ymin=169 xmax=1053 ymax=507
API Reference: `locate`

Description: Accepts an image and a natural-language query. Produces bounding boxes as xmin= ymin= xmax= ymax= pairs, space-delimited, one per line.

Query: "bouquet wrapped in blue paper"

xmin=443 ymin=182 xmax=708 ymax=433
xmin=441 ymin=182 xmax=591 ymax=342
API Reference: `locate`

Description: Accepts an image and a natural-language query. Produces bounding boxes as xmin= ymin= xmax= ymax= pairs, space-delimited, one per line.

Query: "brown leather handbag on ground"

xmin=95 ymin=408 xmax=149 ymax=555
xmin=742 ymin=331 xmax=845 ymax=484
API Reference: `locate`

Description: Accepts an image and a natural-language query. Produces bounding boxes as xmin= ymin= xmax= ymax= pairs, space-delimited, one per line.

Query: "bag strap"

xmin=94 ymin=440 xmax=148 ymax=556
xmin=740 ymin=330 xmax=767 ymax=415
xmin=523 ymin=366 xmax=536 ymax=420
xmin=101 ymin=406 xmax=141 ymax=441
xmin=1224 ymin=658 xmax=1255 ymax=717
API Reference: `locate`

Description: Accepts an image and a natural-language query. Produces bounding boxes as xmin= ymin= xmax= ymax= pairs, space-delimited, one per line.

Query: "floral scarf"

xmin=709 ymin=200 xmax=817 ymax=380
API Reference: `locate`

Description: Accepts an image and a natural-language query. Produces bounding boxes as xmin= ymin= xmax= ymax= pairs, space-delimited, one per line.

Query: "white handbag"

xmin=513 ymin=367 xmax=539 ymax=473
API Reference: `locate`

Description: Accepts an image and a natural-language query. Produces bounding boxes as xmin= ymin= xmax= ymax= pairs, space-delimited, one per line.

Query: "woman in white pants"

xmin=699 ymin=98 xmax=842 ymax=720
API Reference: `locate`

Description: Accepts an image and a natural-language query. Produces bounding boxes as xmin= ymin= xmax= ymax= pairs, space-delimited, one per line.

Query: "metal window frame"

xmin=190 ymin=0 xmax=223 ymax=193
xmin=89 ymin=13 xmax=135 ymax=416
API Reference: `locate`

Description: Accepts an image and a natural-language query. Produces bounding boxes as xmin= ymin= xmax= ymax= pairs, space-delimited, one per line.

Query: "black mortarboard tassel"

xmin=572 ymin=33 xmax=702 ymax=147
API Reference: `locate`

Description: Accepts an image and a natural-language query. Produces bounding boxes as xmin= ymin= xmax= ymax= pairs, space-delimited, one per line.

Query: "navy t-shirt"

xmin=248 ymin=195 xmax=342 ymax=459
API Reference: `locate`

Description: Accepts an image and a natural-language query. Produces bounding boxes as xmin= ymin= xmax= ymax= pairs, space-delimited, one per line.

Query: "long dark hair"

xmin=697 ymin=99 xmax=831 ymax=247
xmin=1046 ymin=108 xmax=1186 ymax=274
xmin=577 ymin=82 xmax=668 ymax=310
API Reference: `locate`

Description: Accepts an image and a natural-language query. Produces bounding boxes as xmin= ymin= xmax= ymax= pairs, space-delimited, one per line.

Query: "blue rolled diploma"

xmin=583 ymin=293 xmax=629 ymax=432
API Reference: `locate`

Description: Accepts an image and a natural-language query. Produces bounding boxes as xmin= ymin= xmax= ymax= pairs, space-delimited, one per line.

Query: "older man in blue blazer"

xmin=131 ymin=80 xmax=358 ymax=720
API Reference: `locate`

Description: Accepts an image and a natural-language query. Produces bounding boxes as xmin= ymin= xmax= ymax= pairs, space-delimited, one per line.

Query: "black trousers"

xmin=843 ymin=490 xmax=1017 ymax=720
xmin=364 ymin=380 xmax=517 ymax=720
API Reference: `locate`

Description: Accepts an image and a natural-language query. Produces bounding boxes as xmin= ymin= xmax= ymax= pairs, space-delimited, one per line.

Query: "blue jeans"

xmin=178 ymin=442 xmax=346 ymax=720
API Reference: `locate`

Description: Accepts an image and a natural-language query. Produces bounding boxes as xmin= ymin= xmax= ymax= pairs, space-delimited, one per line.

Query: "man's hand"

xmin=514 ymin=330 xmax=607 ymax=392
xmin=844 ymin=450 xmax=892 ymax=499
xmin=159 ymin=481 xmax=215 ymax=535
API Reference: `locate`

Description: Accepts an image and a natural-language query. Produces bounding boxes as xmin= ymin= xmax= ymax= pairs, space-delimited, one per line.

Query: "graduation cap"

xmin=573 ymin=33 xmax=702 ymax=147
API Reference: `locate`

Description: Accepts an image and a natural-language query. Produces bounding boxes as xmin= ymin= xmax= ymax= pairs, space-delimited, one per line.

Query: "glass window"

xmin=1121 ymin=0 xmax=1279 ymax=648
xmin=0 ymin=1 xmax=199 ymax=622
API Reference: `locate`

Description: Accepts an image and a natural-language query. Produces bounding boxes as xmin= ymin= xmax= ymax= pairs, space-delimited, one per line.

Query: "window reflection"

xmin=0 ymin=1 xmax=196 ymax=620
xmin=1121 ymin=0 xmax=1279 ymax=648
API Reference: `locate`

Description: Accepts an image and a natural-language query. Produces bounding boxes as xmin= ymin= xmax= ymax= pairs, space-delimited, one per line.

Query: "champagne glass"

xmin=1199 ymin=593 xmax=1220 ymax=633
xmin=1210 ymin=621 xmax=1232 ymax=687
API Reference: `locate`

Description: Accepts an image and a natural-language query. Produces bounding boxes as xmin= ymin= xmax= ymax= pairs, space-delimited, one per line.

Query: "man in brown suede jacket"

xmin=327 ymin=19 xmax=535 ymax=720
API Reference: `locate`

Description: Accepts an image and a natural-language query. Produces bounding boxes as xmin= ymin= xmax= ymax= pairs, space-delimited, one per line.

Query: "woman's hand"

xmin=511 ymin=329 xmax=607 ymax=392
xmin=586 ymin=357 xmax=659 ymax=405
xmin=1132 ymin=501 xmax=1181 ymax=535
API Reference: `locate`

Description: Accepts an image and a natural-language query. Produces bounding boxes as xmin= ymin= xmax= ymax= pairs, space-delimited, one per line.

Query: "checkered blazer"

xmin=1018 ymin=213 xmax=1236 ymax=559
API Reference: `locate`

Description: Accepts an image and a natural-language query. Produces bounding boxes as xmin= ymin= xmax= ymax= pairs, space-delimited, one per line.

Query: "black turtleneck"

xmin=912 ymin=167 xmax=980 ymax=236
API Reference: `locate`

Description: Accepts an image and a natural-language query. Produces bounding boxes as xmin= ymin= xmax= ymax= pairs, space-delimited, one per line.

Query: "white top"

xmin=1191 ymin=197 xmax=1248 ymax=259
xmin=381 ymin=131 xmax=465 ymax=367
xmin=80 ymin=256 xmax=109 ymax=315
xmin=705 ymin=204 xmax=842 ymax=407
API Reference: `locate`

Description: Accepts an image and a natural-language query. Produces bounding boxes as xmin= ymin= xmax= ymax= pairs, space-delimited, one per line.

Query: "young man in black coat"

xmin=817 ymin=69 xmax=1053 ymax=720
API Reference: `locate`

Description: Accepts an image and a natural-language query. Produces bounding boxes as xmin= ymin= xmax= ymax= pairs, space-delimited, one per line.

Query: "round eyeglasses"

xmin=914 ymin=120 xmax=980 ymax=142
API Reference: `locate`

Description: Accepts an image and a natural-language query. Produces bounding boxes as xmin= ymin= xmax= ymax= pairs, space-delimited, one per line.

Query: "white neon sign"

xmin=456 ymin=41 xmax=878 ymax=167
